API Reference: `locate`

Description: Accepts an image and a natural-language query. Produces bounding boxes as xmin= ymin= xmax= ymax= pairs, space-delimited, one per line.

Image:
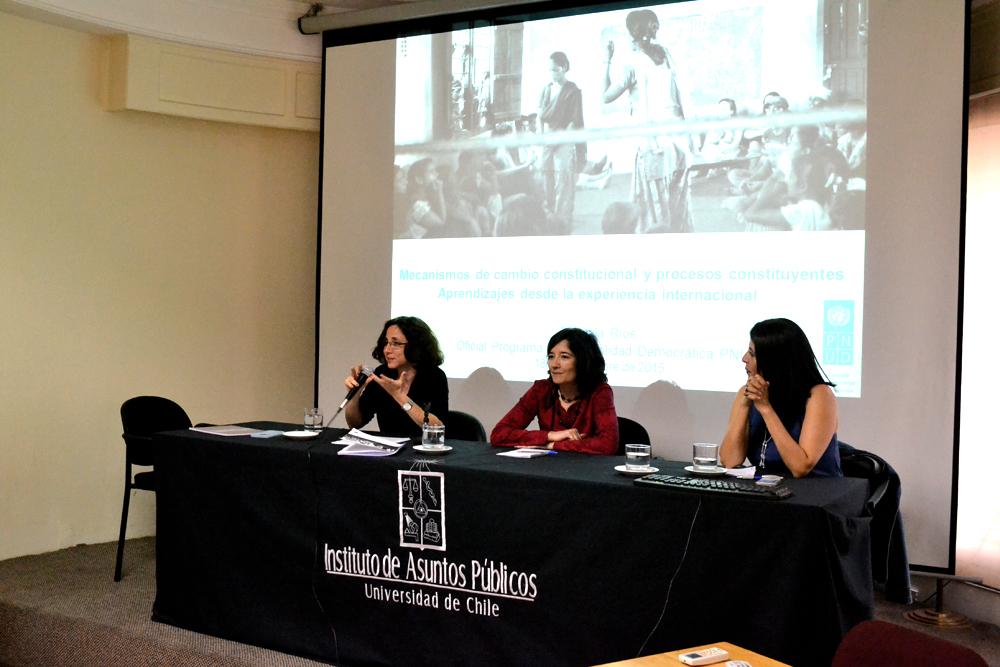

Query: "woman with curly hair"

xmin=343 ymin=316 xmax=448 ymax=437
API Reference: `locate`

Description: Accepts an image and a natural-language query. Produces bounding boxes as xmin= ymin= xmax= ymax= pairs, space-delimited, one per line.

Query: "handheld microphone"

xmin=326 ymin=366 xmax=373 ymax=426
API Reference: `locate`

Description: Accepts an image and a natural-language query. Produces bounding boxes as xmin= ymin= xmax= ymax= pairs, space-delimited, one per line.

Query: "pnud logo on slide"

xmin=823 ymin=301 xmax=855 ymax=365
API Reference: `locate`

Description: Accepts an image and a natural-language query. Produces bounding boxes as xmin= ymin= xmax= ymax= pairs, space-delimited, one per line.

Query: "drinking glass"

xmin=692 ymin=442 xmax=721 ymax=471
xmin=304 ymin=407 xmax=324 ymax=431
xmin=625 ymin=443 xmax=652 ymax=471
xmin=422 ymin=423 xmax=446 ymax=448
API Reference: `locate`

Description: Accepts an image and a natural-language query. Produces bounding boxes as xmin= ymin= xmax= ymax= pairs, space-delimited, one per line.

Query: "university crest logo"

xmin=398 ymin=470 xmax=446 ymax=551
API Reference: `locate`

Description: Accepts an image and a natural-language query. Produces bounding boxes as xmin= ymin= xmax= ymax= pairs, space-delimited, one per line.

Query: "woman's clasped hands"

xmin=744 ymin=373 xmax=771 ymax=408
xmin=548 ymin=428 xmax=584 ymax=442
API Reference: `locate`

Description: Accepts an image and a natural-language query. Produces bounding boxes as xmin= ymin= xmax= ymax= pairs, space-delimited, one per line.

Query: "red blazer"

xmin=490 ymin=380 xmax=618 ymax=455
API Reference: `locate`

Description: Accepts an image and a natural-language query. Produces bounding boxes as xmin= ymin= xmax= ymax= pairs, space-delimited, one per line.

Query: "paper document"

xmin=189 ymin=425 xmax=262 ymax=437
xmin=497 ymin=448 xmax=556 ymax=459
xmin=335 ymin=429 xmax=409 ymax=456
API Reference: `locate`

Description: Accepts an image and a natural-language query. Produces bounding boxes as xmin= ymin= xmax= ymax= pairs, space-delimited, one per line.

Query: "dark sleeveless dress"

xmin=747 ymin=404 xmax=842 ymax=477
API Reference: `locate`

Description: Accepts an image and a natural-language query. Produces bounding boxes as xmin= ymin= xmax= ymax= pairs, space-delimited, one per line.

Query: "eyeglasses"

xmin=384 ymin=340 xmax=407 ymax=350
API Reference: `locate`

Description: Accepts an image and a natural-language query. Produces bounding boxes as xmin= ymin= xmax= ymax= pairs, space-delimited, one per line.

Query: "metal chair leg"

xmin=114 ymin=465 xmax=132 ymax=582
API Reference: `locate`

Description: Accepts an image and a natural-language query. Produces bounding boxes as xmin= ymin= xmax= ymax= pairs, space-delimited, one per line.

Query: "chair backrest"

xmin=617 ymin=417 xmax=651 ymax=456
xmin=121 ymin=396 xmax=192 ymax=466
xmin=446 ymin=410 xmax=488 ymax=442
xmin=832 ymin=620 xmax=988 ymax=667
xmin=839 ymin=441 xmax=885 ymax=477
xmin=839 ymin=442 xmax=913 ymax=603
xmin=838 ymin=441 xmax=889 ymax=515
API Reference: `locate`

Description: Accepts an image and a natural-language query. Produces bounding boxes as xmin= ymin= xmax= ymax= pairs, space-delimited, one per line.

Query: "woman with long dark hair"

xmin=490 ymin=328 xmax=618 ymax=454
xmin=720 ymin=318 xmax=841 ymax=477
xmin=343 ymin=316 xmax=448 ymax=438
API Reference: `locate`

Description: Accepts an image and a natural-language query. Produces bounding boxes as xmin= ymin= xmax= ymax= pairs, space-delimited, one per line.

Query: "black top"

xmin=356 ymin=364 xmax=449 ymax=438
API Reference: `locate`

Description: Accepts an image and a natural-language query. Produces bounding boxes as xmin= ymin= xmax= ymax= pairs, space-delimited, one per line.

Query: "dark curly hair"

xmin=546 ymin=328 xmax=607 ymax=397
xmin=750 ymin=318 xmax=834 ymax=424
xmin=372 ymin=316 xmax=444 ymax=368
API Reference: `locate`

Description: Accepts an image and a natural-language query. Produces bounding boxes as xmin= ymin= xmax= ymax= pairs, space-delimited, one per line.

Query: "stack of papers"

xmin=335 ymin=429 xmax=409 ymax=456
xmin=497 ymin=448 xmax=556 ymax=459
xmin=189 ymin=425 xmax=262 ymax=437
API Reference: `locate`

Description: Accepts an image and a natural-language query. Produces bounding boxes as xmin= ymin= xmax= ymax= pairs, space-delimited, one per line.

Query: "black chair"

xmin=839 ymin=441 xmax=911 ymax=603
xmin=616 ymin=416 xmax=651 ymax=456
xmin=115 ymin=396 xmax=192 ymax=582
xmin=446 ymin=410 xmax=487 ymax=442
xmin=839 ymin=441 xmax=889 ymax=516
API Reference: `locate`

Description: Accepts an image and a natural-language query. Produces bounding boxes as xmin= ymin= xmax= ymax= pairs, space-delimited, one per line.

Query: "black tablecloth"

xmin=152 ymin=423 xmax=873 ymax=666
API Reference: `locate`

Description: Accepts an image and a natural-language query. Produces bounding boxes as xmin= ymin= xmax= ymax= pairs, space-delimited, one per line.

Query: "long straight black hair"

xmin=750 ymin=318 xmax=834 ymax=423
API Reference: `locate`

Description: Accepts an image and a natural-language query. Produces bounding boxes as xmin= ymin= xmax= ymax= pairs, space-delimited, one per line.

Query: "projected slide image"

xmin=393 ymin=0 xmax=867 ymax=240
xmin=386 ymin=0 xmax=868 ymax=394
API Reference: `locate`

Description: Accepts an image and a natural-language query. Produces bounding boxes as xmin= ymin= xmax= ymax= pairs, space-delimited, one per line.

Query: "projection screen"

xmin=318 ymin=0 xmax=967 ymax=571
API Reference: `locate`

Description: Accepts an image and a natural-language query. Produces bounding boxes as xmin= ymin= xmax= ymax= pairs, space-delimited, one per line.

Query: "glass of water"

xmin=304 ymin=407 xmax=324 ymax=431
xmin=692 ymin=442 xmax=721 ymax=471
xmin=625 ymin=443 xmax=651 ymax=471
xmin=422 ymin=423 xmax=445 ymax=448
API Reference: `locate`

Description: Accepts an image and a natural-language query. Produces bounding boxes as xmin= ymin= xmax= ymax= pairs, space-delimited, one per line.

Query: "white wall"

xmin=0 ymin=10 xmax=319 ymax=559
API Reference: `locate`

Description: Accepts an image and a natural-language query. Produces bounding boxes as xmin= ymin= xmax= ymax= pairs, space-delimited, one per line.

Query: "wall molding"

xmin=103 ymin=34 xmax=320 ymax=131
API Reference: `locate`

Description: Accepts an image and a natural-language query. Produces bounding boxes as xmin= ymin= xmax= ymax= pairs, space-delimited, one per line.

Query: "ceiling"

xmin=6 ymin=0 xmax=993 ymax=65
xmin=0 ymin=0 xmax=427 ymax=61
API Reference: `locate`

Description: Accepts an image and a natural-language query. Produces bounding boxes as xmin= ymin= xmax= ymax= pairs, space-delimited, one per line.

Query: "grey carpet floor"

xmin=0 ymin=538 xmax=328 ymax=667
xmin=0 ymin=538 xmax=997 ymax=666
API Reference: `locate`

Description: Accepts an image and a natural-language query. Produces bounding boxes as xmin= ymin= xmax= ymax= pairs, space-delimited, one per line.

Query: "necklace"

xmin=558 ymin=389 xmax=579 ymax=404
xmin=758 ymin=430 xmax=772 ymax=475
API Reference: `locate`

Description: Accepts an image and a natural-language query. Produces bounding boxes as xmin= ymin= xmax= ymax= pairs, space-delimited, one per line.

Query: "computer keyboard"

xmin=634 ymin=473 xmax=793 ymax=500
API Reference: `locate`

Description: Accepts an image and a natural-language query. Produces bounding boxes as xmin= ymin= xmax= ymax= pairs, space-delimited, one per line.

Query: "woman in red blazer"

xmin=491 ymin=328 xmax=618 ymax=455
